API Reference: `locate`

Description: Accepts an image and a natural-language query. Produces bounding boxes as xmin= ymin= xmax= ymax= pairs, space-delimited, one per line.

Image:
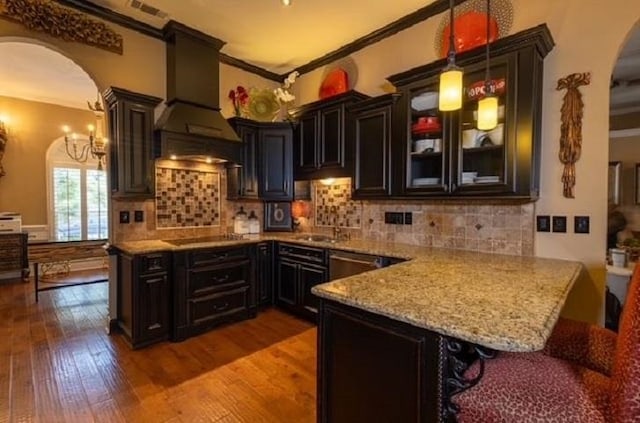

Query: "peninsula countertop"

xmin=112 ymin=235 xmax=582 ymax=352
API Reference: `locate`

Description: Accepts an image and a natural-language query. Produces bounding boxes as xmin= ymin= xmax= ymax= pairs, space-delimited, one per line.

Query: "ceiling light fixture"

xmin=439 ymin=0 xmax=463 ymax=111
xmin=477 ymin=0 xmax=498 ymax=130
xmin=282 ymin=0 xmax=292 ymax=6
xmin=61 ymin=96 xmax=108 ymax=170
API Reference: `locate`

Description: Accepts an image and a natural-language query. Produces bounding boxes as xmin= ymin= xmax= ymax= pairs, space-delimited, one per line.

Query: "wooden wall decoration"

xmin=0 ymin=0 xmax=123 ymax=54
xmin=557 ymin=72 xmax=591 ymax=198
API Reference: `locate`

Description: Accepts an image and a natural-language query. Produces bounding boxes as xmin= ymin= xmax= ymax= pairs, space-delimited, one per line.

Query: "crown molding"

xmin=285 ymin=0 xmax=469 ymax=78
xmin=53 ymin=0 xmax=163 ymax=39
xmin=53 ymin=0 xmax=473 ymax=82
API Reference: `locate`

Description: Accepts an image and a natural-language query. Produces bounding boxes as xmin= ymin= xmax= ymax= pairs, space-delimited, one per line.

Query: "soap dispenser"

xmin=233 ymin=206 xmax=248 ymax=234
xmin=248 ymin=210 xmax=260 ymax=234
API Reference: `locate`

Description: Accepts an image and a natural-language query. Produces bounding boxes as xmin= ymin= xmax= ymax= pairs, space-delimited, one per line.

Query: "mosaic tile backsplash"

xmin=315 ymin=178 xmax=362 ymax=228
xmin=156 ymin=166 xmax=221 ymax=228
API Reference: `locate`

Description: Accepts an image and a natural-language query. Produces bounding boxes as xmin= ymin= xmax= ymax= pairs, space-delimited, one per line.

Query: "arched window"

xmin=46 ymin=136 xmax=108 ymax=241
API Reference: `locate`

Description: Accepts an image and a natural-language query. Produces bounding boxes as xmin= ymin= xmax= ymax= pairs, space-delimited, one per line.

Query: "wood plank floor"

xmin=0 ymin=279 xmax=317 ymax=422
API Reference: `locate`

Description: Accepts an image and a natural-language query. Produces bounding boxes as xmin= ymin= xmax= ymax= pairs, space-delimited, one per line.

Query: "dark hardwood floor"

xmin=0 ymin=278 xmax=317 ymax=422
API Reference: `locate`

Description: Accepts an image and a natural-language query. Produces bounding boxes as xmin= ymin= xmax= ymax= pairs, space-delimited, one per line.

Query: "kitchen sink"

xmin=294 ymin=234 xmax=337 ymax=243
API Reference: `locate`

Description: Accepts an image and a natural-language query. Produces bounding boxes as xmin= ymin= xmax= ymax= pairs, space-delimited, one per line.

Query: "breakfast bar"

xmin=312 ymin=249 xmax=582 ymax=422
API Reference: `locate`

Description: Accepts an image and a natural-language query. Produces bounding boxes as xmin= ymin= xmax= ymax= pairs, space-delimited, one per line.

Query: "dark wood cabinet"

xmin=0 ymin=233 xmax=28 ymax=280
xmin=226 ymin=118 xmax=293 ymax=201
xmin=290 ymin=91 xmax=369 ymax=180
xmin=350 ymin=94 xmax=397 ymax=199
xmin=259 ymin=126 xmax=293 ymax=200
xmin=255 ymin=242 xmax=273 ymax=307
xmin=275 ymin=243 xmax=328 ymax=320
xmin=386 ymin=24 xmax=554 ymax=200
xmin=104 ymin=87 xmax=162 ymax=199
xmin=172 ymin=245 xmax=256 ymax=341
xmin=117 ymin=252 xmax=170 ymax=349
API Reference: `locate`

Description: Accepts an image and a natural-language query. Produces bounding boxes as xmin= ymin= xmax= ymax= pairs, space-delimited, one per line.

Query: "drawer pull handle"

xmin=213 ymin=253 xmax=228 ymax=260
xmin=213 ymin=302 xmax=229 ymax=312
xmin=212 ymin=275 xmax=230 ymax=284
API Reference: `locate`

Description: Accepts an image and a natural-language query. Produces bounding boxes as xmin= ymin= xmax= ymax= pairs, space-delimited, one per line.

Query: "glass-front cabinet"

xmin=389 ymin=24 xmax=554 ymax=200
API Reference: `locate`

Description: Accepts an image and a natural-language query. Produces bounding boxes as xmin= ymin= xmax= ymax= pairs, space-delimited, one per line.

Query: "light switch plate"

xmin=574 ymin=216 xmax=590 ymax=234
xmin=552 ymin=216 xmax=567 ymax=233
xmin=536 ymin=215 xmax=550 ymax=232
xmin=119 ymin=211 xmax=130 ymax=224
xmin=134 ymin=210 xmax=144 ymax=222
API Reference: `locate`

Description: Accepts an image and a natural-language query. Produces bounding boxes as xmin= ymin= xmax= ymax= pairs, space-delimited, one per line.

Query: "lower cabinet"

xmin=256 ymin=242 xmax=274 ymax=307
xmin=117 ymin=252 xmax=171 ymax=349
xmin=172 ymin=245 xmax=256 ymax=342
xmin=275 ymin=243 xmax=328 ymax=320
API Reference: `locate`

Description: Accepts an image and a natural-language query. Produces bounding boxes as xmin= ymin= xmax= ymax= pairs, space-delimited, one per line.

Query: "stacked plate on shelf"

xmin=474 ymin=176 xmax=500 ymax=184
xmin=413 ymin=177 xmax=441 ymax=186
xmin=462 ymin=172 xmax=477 ymax=184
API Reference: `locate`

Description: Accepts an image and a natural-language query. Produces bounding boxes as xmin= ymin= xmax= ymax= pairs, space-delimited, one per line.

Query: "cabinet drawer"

xmin=188 ymin=246 xmax=248 ymax=268
xmin=278 ymin=243 xmax=327 ymax=265
xmin=187 ymin=259 xmax=251 ymax=296
xmin=138 ymin=253 xmax=169 ymax=274
xmin=0 ymin=258 xmax=23 ymax=271
xmin=188 ymin=286 xmax=249 ymax=326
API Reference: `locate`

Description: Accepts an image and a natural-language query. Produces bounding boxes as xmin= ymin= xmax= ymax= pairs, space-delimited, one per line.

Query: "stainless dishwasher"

xmin=329 ymin=250 xmax=401 ymax=281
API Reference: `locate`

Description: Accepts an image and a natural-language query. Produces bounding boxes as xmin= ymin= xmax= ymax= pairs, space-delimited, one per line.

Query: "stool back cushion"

xmin=610 ymin=264 xmax=640 ymax=422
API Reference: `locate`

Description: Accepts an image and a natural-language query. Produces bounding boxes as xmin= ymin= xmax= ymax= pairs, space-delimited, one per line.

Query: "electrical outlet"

xmin=552 ymin=216 xmax=567 ymax=233
xmin=536 ymin=215 xmax=550 ymax=232
xmin=134 ymin=210 xmax=144 ymax=222
xmin=119 ymin=211 xmax=130 ymax=224
xmin=404 ymin=212 xmax=412 ymax=225
xmin=574 ymin=216 xmax=590 ymax=234
xmin=384 ymin=212 xmax=404 ymax=225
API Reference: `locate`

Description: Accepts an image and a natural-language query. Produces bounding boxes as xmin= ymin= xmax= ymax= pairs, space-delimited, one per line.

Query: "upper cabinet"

xmin=289 ymin=91 xmax=369 ymax=180
xmin=350 ymin=94 xmax=398 ymax=199
xmin=226 ymin=118 xmax=293 ymax=201
xmin=387 ymin=24 xmax=554 ymax=200
xmin=104 ymin=87 xmax=162 ymax=199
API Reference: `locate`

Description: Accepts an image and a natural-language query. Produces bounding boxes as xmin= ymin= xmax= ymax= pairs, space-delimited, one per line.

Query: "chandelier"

xmin=61 ymin=97 xmax=108 ymax=170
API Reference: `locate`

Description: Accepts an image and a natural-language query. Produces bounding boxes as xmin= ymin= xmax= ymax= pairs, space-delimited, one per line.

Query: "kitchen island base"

xmin=317 ymin=299 xmax=492 ymax=423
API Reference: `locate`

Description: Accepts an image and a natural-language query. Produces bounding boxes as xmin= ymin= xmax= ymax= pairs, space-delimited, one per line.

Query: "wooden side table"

xmin=0 ymin=232 xmax=29 ymax=281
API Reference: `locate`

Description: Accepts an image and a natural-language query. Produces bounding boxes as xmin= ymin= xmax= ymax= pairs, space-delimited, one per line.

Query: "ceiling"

xmin=86 ymin=0 xmax=436 ymax=74
xmin=0 ymin=42 xmax=97 ymax=110
xmin=611 ymin=24 xmax=640 ymax=114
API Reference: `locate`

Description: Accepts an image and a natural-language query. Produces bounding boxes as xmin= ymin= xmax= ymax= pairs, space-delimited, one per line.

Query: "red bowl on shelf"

xmin=412 ymin=116 xmax=441 ymax=134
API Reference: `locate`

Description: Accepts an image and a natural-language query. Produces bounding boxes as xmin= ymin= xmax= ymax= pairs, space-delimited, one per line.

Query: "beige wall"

xmin=292 ymin=0 xmax=640 ymax=323
xmin=0 ymin=95 xmax=96 ymax=224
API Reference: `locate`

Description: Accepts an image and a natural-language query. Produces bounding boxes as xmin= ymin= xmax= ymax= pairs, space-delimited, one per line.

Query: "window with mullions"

xmin=48 ymin=138 xmax=108 ymax=242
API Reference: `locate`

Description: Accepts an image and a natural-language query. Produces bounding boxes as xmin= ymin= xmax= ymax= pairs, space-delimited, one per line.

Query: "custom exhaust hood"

xmin=155 ymin=21 xmax=242 ymax=164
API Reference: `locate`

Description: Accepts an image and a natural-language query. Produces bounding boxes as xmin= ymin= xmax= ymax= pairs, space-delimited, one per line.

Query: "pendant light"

xmin=438 ymin=0 xmax=463 ymax=111
xmin=477 ymin=0 xmax=498 ymax=130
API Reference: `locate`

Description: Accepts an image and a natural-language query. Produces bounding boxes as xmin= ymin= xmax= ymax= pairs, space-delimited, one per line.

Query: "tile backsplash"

xmin=302 ymin=178 xmax=534 ymax=256
xmin=156 ymin=165 xmax=221 ymax=228
xmin=315 ymin=178 xmax=362 ymax=228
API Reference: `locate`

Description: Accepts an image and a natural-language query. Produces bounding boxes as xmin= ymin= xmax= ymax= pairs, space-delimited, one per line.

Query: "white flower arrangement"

xmin=274 ymin=71 xmax=300 ymax=105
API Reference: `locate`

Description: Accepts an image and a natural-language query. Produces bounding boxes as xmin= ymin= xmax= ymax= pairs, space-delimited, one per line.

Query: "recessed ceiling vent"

xmin=128 ymin=0 xmax=168 ymax=19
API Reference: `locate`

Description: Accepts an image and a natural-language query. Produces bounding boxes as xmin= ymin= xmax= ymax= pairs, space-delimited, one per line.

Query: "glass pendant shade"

xmin=477 ymin=95 xmax=498 ymax=130
xmin=438 ymin=66 xmax=463 ymax=111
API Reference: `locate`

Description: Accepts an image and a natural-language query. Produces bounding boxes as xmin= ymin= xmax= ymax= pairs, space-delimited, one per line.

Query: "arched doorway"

xmin=606 ymin=21 xmax=640 ymax=328
xmin=0 ymin=40 xmax=106 ymax=237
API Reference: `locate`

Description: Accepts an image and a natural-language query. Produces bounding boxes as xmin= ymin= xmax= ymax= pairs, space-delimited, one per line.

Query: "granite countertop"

xmin=113 ymin=234 xmax=582 ymax=352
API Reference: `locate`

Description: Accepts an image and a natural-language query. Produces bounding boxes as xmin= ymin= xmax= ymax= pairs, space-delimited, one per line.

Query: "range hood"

xmin=155 ymin=21 xmax=242 ymax=164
